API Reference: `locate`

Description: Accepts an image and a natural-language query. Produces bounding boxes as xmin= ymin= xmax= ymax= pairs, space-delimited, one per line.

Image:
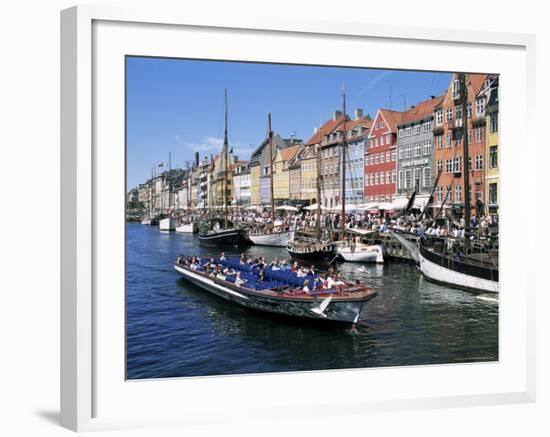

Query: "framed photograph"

xmin=61 ymin=5 xmax=536 ymax=432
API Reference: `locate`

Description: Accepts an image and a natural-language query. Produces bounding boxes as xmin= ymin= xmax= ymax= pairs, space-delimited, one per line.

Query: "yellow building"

xmin=483 ymin=77 xmax=499 ymax=215
xmin=249 ymin=163 xmax=261 ymax=206
xmin=299 ymin=145 xmax=319 ymax=204
xmin=273 ymin=145 xmax=299 ymax=202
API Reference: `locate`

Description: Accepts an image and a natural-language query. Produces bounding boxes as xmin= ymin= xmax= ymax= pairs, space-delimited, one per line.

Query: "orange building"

xmin=433 ymin=73 xmax=492 ymax=214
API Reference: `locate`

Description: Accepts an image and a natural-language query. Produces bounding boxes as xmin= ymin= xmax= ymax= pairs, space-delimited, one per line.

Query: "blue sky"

xmin=126 ymin=57 xmax=451 ymax=189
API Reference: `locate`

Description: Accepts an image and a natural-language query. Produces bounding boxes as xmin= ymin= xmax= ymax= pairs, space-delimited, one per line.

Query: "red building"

xmin=364 ymin=109 xmax=404 ymax=204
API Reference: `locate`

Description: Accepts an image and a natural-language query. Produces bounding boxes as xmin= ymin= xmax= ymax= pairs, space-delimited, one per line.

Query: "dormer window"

xmin=452 ymin=79 xmax=460 ymax=99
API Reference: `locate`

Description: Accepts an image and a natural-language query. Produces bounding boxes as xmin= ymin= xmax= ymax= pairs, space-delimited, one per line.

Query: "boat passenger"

xmin=308 ymin=265 xmax=316 ymax=276
xmin=219 ymin=252 xmax=227 ymax=261
xmin=239 ymin=255 xmax=246 ymax=265
xmin=235 ymin=272 xmax=247 ymax=287
xmin=297 ymin=267 xmax=307 ymax=278
xmin=291 ymin=261 xmax=299 ymax=273
xmin=332 ymin=273 xmax=345 ymax=286
xmin=271 ymin=259 xmax=281 ymax=270
xmin=280 ymin=260 xmax=289 ymax=271
xmin=223 ymin=267 xmax=236 ymax=276
xmin=258 ymin=270 xmax=266 ymax=283
xmin=302 ymin=280 xmax=310 ymax=293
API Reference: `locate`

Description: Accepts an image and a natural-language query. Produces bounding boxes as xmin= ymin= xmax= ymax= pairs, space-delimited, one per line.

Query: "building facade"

xmin=483 ymin=77 xmax=499 ymax=215
xmin=364 ymin=109 xmax=403 ymax=204
xmin=342 ymin=111 xmax=370 ymax=205
xmin=288 ymin=146 xmax=304 ymax=203
xmin=232 ymin=162 xmax=251 ymax=206
xmin=396 ymin=96 xmax=443 ymax=201
xmin=433 ymin=73 xmax=490 ymax=213
xmin=273 ymin=145 xmax=299 ymax=203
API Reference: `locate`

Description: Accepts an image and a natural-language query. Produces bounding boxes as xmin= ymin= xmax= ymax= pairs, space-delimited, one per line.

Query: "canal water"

xmin=126 ymin=223 xmax=498 ymax=379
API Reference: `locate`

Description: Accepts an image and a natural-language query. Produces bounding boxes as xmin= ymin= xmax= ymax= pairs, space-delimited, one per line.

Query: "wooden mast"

xmin=459 ymin=73 xmax=471 ymax=251
xmin=340 ymin=90 xmax=347 ymax=239
xmin=223 ymin=89 xmax=229 ymax=229
xmin=316 ymin=144 xmax=321 ymax=239
xmin=268 ymin=113 xmax=275 ymax=226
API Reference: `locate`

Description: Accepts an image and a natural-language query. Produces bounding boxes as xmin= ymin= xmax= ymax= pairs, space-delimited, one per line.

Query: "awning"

xmin=275 ymin=205 xmax=299 ymax=212
xmin=304 ymin=203 xmax=328 ymax=211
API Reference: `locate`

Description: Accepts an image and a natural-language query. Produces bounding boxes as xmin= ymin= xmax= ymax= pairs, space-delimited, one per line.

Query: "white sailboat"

xmin=175 ymin=223 xmax=194 ymax=233
xmin=159 ymin=217 xmax=176 ymax=231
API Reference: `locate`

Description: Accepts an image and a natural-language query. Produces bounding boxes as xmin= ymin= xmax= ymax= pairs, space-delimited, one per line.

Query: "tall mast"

xmin=340 ymin=90 xmax=347 ymax=239
xmin=168 ymin=152 xmax=172 ymax=212
xmin=316 ymin=145 xmax=321 ymax=239
xmin=268 ymin=113 xmax=275 ymax=225
xmin=224 ymin=89 xmax=229 ymax=229
xmin=459 ymin=73 xmax=471 ymax=251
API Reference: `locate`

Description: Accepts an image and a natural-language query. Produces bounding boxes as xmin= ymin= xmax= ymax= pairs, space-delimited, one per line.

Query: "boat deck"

xmin=177 ymin=257 xmax=376 ymax=301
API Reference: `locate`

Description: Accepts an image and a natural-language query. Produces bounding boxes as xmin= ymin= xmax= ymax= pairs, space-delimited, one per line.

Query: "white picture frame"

xmin=61 ymin=5 xmax=536 ymax=432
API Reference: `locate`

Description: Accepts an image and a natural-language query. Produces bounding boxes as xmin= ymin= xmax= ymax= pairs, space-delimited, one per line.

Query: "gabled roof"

xmin=399 ymin=95 xmax=445 ymax=125
xmin=278 ymin=145 xmax=300 ymax=161
xmin=306 ymin=114 xmax=347 ymax=145
xmin=374 ymin=109 xmax=405 ymax=134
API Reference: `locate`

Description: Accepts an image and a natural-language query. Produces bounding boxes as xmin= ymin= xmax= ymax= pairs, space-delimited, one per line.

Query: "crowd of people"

xmin=176 ymin=252 xmax=348 ymax=293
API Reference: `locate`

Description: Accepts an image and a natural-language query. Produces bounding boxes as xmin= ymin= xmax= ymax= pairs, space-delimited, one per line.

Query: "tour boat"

xmin=287 ymin=232 xmax=338 ymax=262
xmin=159 ymin=217 xmax=176 ymax=231
xmin=141 ymin=217 xmax=158 ymax=226
xmin=174 ymin=256 xmax=377 ymax=324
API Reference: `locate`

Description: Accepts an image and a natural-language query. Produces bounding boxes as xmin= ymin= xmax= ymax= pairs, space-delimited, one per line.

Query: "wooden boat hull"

xmin=287 ymin=242 xmax=337 ymax=262
xmin=419 ymin=244 xmax=499 ymax=293
xmin=175 ymin=223 xmax=194 ymax=233
xmin=248 ymin=230 xmax=294 ymax=247
xmin=174 ymin=264 xmax=375 ymax=324
xmin=198 ymin=228 xmax=247 ymax=246
xmin=338 ymin=244 xmax=384 ymax=263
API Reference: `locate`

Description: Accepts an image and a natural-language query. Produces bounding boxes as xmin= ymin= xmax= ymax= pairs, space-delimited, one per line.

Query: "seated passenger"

xmin=302 ymin=279 xmax=311 ymax=293
xmin=235 ymin=272 xmax=247 ymax=287
xmin=308 ymin=265 xmax=316 ymax=276
xmin=280 ymin=260 xmax=289 ymax=271
xmin=219 ymin=252 xmax=227 ymax=261
xmin=257 ymin=270 xmax=266 ymax=283
xmin=291 ymin=261 xmax=299 ymax=273
xmin=332 ymin=272 xmax=345 ymax=286
xmin=297 ymin=267 xmax=307 ymax=278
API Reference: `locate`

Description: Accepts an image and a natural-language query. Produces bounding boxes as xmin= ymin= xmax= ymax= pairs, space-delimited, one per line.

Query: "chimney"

xmin=410 ymin=105 xmax=416 ymax=109
xmin=333 ymin=110 xmax=342 ymax=121
xmin=430 ymin=95 xmax=436 ymax=99
xmin=314 ymin=127 xmax=319 ymax=134
xmin=354 ymin=108 xmax=363 ymax=119
xmin=195 ymin=152 xmax=199 ymax=167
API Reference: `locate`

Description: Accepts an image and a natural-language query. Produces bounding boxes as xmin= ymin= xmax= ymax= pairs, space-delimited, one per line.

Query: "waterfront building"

xmin=307 ymin=111 xmax=346 ymax=208
xmin=248 ymin=133 xmax=301 ymax=206
xmin=342 ymin=110 xmax=371 ymax=206
xmin=433 ymin=73 xmax=489 ymax=214
xmin=288 ymin=145 xmax=305 ymax=203
xmin=298 ymin=145 xmax=319 ymax=205
xmin=482 ymin=77 xmax=499 ymax=215
xmin=232 ymin=161 xmax=251 ymax=206
xmin=396 ymin=95 xmax=444 ymax=204
xmin=273 ymin=145 xmax=300 ymax=203
xmin=364 ymin=109 xmax=404 ymax=204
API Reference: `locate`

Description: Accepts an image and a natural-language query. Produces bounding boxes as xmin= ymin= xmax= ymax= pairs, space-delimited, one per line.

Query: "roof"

xmin=278 ymin=145 xmax=300 ymax=161
xmin=399 ymin=95 xmax=445 ymax=125
xmin=376 ymin=109 xmax=405 ymax=133
xmin=306 ymin=114 xmax=347 ymax=145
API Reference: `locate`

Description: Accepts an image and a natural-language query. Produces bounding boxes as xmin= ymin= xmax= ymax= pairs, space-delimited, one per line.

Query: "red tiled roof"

xmin=400 ymin=95 xmax=445 ymax=124
xmin=306 ymin=114 xmax=347 ymax=145
xmin=279 ymin=145 xmax=299 ymax=161
xmin=377 ymin=109 xmax=405 ymax=133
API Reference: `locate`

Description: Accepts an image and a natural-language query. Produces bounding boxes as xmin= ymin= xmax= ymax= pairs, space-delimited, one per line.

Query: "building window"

xmin=398 ymin=170 xmax=403 ymax=189
xmin=436 ymin=110 xmax=443 ymax=126
xmin=386 ymin=134 xmax=391 ymax=144
xmin=375 ymin=173 xmax=379 ymax=185
xmin=446 ymin=132 xmax=452 ymax=147
xmin=436 ymin=135 xmax=443 ymax=149
xmin=392 ymin=150 xmax=397 ymax=161
xmin=405 ymin=170 xmax=412 ymax=189
xmin=423 ymin=141 xmax=432 ymax=155
xmin=423 ymin=167 xmax=431 ymax=188
xmin=436 ymin=186 xmax=443 ymax=203
xmin=446 ymin=108 xmax=453 ymax=122
xmin=380 ymin=135 xmax=385 ymax=146
xmin=490 ymin=145 xmax=498 ymax=168
xmin=413 ymin=168 xmax=421 ymax=191
xmin=446 ymin=159 xmax=453 ymax=174
xmin=467 ymin=103 xmax=472 ymax=118
xmin=398 ymin=148 xmax=403 ymax=160
xmin=467 ymin=128 xmax=472 ymax=145
xmin=476 ymin=98 xmax=485 ymax=117
xmin=456 ymin=130 xmax=463 ymax=145
xmin=456 ymin=105 xmax=463 ymax=119
xmin=489 ymin=183 xmax=498 ymax=205
xmin=414 ymin=143 xmax=421 ymax=157
xmin=386 ymin=151 xmax=391 ymax=162
xmin=455 ymin=185 xmax=462 ymax=203
xmin=475 ymin=155 xmax=484 ymax=170
xmin=392 ymin=170 xmax=396 ymax=183
xmin=399 ymin=129 xmax=404 ymax=138
xmin=437 ymin=160 xmax=443 ymax=173
xmin=475 ymin=127 xmax=482 ymax=143
xmin=452 ymin=79 xmax=460 ymax=99
xmin=453 ymin=156 xmax=462 ymax=173
xmin=375 ymin=154 xmax=379 ymax=164
xmin=386 ymin=171 xmax=391 ymax=184
xmin=413 ymin=125 xmax=419 ymax=135
xmin=490 ymin=114 xmax=498 ymax=133
xmin=405 ymin=145 xmax=412 ymax=158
